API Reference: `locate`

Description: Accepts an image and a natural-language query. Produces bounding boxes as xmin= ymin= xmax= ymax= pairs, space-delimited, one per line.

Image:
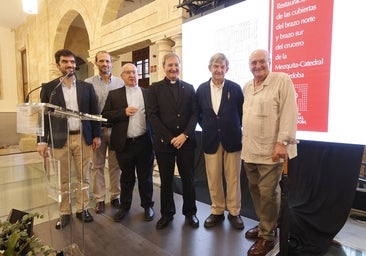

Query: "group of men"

xmin=37 ymin=48 xmax=297 ymax=256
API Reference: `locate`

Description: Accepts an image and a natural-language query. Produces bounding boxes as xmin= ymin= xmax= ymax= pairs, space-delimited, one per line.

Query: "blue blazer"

xmin=38 ymin=78 xmax=101 ymax=148
xmin=196 ymin=79 xmax=244 ymax=154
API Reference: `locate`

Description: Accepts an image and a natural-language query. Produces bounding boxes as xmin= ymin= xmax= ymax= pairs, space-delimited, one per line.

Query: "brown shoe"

xmin=245 ymin=225 xmax=259 ymax=239
xmin=228 ymin=213 xmax=244 ymax=230
xmin=95 ymin=201 xmax=105 ymax=214
xmin=204 ymin=214 xmax=225 ymax=228
xmin=245 ymin=225 xmax=277 ymax=239
xmin=247 ymin=238 xmax=275 ymax=256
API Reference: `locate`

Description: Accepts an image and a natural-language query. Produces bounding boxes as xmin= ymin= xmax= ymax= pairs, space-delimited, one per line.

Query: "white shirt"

xmin=241 ymin=72 xmax=298 ymax=164
xmin=62 ymin=80 xmax=79 ymax=131
xmin=210 ymin=79 xmax=225 ymax=115
xmin=126 ymin=85 xmax=147 ymax=138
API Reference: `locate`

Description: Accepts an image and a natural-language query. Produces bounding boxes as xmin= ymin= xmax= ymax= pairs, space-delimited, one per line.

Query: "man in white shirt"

xmin=242 ymin=49 xmax=298 ymax=256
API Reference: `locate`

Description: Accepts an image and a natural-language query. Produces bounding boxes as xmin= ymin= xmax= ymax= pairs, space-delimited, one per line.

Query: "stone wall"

xmin=14 ymin=0 xmax=188 ymax=102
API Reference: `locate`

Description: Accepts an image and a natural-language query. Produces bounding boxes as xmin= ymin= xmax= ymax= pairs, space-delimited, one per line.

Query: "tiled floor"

xmin=1 ymin=150 xmax=366 ymax=255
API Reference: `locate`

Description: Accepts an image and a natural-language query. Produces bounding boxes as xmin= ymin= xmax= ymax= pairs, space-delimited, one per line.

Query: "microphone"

xmin=49 ymin=67 xmax=79 ymax=103
xmin=25 ymin=83 xmax=45 ymax=103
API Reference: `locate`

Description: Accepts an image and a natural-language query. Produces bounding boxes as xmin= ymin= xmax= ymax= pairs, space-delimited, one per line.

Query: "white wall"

xmin=0 ymin=26 xmax=18 ymax=112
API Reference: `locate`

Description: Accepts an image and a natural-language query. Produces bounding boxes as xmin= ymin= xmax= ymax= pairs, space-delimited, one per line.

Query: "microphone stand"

xmin=48 ymin=69 xmax=76 ymax=104
xmin=25 ymin=84 xmax=45 ymax=103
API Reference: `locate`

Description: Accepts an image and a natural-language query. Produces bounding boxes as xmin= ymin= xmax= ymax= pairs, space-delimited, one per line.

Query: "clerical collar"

xmin=165 ymin=77 xmax=179 ymax=85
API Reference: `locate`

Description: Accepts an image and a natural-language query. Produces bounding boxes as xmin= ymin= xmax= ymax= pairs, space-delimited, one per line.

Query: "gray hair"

xmin=162 ymin=52 xmax=180 ymax=66
xmin=209 ymin=53 xmax=229 ymax=67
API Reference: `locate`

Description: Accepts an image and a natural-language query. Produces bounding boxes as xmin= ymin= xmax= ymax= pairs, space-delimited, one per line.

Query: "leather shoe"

xmin=246 ymin=225 xmax=259 ymax=239
xmin=204 ymin=214 xmax=225 ymax=228
xmin=156 ymin=215 xmax=173 ymax=230
xmin=245 ymin=225 xmax=277 ymax=239
xmin=76 ymin=209 xmax=94 ymax=223
xmin=110 ymin=198 xmax=121 ymax=209
xmin=95 ymin=201 xmax=105 ymax=214
xmin=185 ymin=214 xmax=199 ymax=228
xmin=55 ymin=214 xmax=71 ymax=229
xmin=114 ymin=208 xmax=129 ymax=222
xmin=247 ymin=237 xmax=275 ymax=256
xmin=144 ymin=206 xmax=155 ymax=221
xmin=228 ymin=213 xmax=244 ymax=230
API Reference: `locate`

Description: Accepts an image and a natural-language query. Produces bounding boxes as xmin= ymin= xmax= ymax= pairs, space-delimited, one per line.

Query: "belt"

xmin=101 ymin=123 xmax=113 ymax=128
xmin=126 ymin=133 xmax=147 ymax=142
xmin=69 ymin=130 xmax=80 ymax=135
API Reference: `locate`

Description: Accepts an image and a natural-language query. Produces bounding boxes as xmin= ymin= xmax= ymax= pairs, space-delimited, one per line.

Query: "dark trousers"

xmin=116 ymin=134 xmax=154 ymax=210
xmin=155 ymin=149 xmax=197 ymax=217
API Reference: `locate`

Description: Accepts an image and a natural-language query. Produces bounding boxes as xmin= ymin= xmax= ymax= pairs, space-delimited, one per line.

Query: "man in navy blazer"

xmin=37 ymin=49 xmax=101 ymax=230
xmin=102 ymin=63 xmax=155 ymax=223
xmin=147 ymin=53 xmax=199 ymax=229
xmin=196 ymin=53 xmax=244 ymax=230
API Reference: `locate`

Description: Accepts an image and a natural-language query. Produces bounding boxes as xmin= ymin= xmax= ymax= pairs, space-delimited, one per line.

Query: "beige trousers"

xmin=53 ymin=133 xmax=92 ymax=215
xmin=204 ymin=143 xmax=242 ymax=216
xmin=243 ymin=162 xmax=283 ymax=241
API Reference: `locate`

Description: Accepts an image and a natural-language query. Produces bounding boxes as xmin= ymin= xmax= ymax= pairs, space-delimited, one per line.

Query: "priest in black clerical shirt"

xmin=147 ymin=52 xmax=199 ymax=230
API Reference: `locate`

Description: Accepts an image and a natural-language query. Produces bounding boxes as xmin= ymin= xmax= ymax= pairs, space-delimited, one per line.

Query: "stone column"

xmin=171 ymin=33 xmax=182 ymax=59
xmin=155 ymin=38 xmax=174 ymax=80
xmin=171 ymin=34 xmax=183 ymax=79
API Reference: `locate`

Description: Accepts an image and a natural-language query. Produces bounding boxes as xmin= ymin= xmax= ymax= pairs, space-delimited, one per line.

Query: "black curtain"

xmin=287 ymin=140 xmax=364 ymax=255
xmin=174 ymin=133 xmax=364 ymax=255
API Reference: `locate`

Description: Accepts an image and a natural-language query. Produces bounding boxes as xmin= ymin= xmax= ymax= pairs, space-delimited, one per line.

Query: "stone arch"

xmin=101 ymin=0 xmax=122 ymax=25
xmin=53 ymin=10 xmax=82 ymax=54
xmin=51 ymin=10 xmax=91 ymax=79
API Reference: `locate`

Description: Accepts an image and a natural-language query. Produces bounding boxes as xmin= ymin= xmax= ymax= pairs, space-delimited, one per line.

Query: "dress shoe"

xmin=95 ymin=201 xmax=105 ymax=214
xmin=156 ymin=215 xmax=173 ymax=230
xmin=204 ymin=214 xmax=225 ymax=228
xmin=114 ymin=208 xmax=129 ymax=222
xmin=245 ymin=225 xmax=277 ymax=239
xmin=110 ymin=198 xmax=121 ymax=209
xmin=246 ymin=225 xmax=259 ymax=239
xmin=185 ymin=214 xmax=199 ymax=228
xmin=76 ymin=209 xmax=94 ymax=223
xmin=144 ymin=206 xmax=155 ymax=221
xmin=228 ymin=213 xmax=244 ymax=230
xmin=247 ymin=237 xmax=275 ymax=256
xmin=55 ymin=214 xmax=71 ymax=229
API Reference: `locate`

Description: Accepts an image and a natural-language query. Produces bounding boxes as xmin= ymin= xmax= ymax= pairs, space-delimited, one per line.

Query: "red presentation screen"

xmin=182 ymin=0 xmax=366 ymax=145
xmin=271 ymin=0 xmax=334 ymax=132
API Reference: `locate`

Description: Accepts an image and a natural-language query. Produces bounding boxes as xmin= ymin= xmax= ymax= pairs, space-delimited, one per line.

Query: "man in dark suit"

xmin=102 ymin=63 xmax=155 ymax=222
xmin=37 ymin=49 xmax=101 ymax=230
xmin=147 ymin=53 xmax=199 ymax=229
xmin=196 ymin=53 xmax=244 ymax=230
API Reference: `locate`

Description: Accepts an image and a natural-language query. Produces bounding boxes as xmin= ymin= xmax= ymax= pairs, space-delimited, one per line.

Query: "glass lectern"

xmin=16 ymin=102 xmax=106 ymax=255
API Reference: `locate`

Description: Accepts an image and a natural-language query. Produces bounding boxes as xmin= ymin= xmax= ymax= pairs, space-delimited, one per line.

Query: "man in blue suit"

xmin=196 ymin=53 xmax=244 ymax=230
xmin=37 ymin=49 xmax=101 ymax=229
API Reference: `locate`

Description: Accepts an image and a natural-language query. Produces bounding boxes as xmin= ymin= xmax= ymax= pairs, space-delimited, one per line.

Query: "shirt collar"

xmin=97 ymin=73 xmax=112 ymax=83
xmin=210 ymin=78 xmax=225 ymax=89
